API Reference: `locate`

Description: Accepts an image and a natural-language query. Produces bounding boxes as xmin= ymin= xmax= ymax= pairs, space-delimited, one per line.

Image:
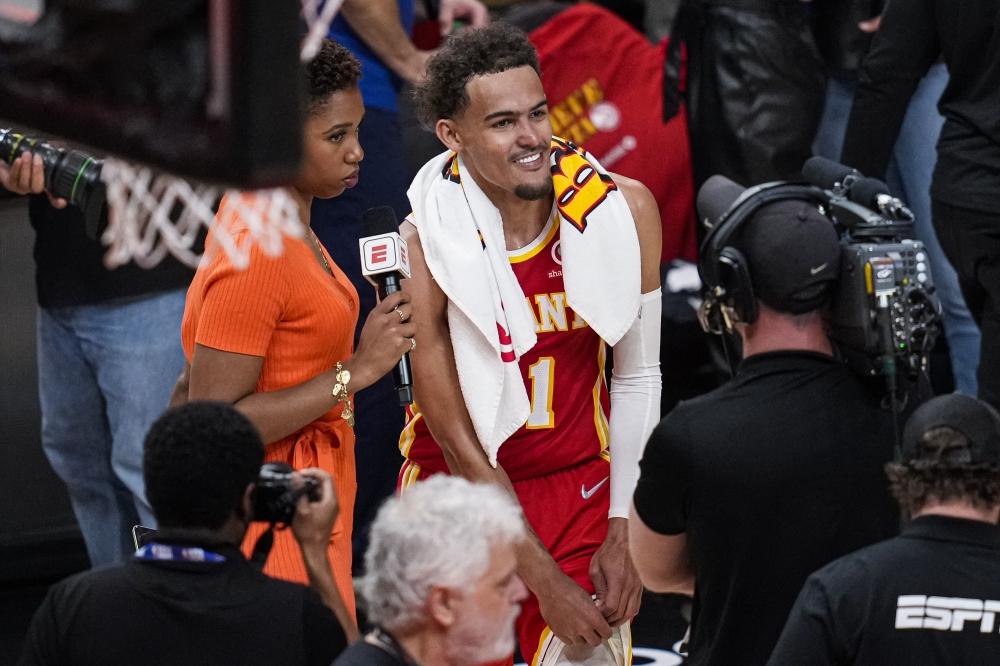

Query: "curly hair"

xmin=144 ymin=401 xmax=265 ymax=530
xmin=414 ymin=22 xmax=541 ymax=128
xmin=886 ymin=427 xmax=1000 ymax=516
xmin=305 ymin=39 xmax=362 ymax=116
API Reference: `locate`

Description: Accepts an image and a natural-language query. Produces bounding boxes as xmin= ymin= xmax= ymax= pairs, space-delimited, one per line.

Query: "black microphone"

xmin=849 ymin=176 xmax=891 ymax=209
xmin=696 ymin=174 xmax=748 ymax=230
xmin=802 ymin=156 xmax=860 ymax=191
xmin=802 ymin=155 xmax=896 ymax=209
xmin=359 ymin=206 xmax=414 ymax=406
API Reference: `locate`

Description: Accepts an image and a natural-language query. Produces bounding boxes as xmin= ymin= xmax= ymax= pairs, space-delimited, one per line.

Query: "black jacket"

xmin=841 ymin=0 xmax=1000 ymax=214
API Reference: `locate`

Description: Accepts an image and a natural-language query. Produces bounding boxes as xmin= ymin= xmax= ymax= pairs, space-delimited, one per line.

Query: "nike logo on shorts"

xmin=581 ymin=476 xmax=610 ymax=499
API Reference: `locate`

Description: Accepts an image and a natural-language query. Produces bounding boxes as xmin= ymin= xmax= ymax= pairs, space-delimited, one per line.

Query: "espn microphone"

xmin=359 ymin=206 xmax=414 ymax=406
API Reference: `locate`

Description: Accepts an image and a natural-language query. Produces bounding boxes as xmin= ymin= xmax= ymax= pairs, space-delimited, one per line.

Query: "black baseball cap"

xmin=901 ymin=394 xmax=1000 ymax=466
xmin=736 ymin=199 xmax=841 ymax=314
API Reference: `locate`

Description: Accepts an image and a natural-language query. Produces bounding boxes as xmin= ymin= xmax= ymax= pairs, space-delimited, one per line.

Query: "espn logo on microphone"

xmin=360 ymin=232 xmax=411 ymax=283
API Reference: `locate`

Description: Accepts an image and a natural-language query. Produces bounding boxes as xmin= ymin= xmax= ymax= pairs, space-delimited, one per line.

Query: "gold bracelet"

xmin=331 ymin=361 xmax=355 ymax=427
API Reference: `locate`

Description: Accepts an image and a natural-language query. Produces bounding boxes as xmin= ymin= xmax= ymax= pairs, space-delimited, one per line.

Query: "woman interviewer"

xmin=171 ymin=41 xmax=413 ymax=640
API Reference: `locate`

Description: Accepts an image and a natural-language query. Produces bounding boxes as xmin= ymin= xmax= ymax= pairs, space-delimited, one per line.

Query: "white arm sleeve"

xmin=608 ymin=288 xmax=662 ymax=519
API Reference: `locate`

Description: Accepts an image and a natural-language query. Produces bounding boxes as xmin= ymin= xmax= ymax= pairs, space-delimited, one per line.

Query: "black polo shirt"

xmin=17 ymin=540 xmax=347 ymax=666
xmin=768 ymin=515 xmax=1000 ymax=666
xmin=633 ymin=350 xmax=900 ymax=666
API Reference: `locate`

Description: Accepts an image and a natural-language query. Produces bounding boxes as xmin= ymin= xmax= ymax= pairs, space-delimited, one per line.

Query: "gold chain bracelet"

xmin=331 ymin=362 xmax=355 ymax=427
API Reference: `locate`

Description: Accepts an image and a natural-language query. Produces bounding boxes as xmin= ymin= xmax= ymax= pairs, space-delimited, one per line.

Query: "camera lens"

xmin=1 ymin=128 xmax=106 ymax=235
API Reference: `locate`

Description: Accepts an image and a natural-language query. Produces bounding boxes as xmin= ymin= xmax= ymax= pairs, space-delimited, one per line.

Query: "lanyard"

xmin=366 ymin=627 xmax=421 ymax=666
xmin=134 ymin=542 xmax=226 ymax=563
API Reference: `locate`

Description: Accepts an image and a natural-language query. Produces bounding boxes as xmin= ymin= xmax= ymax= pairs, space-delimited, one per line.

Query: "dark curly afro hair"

xmin=415 ymin=22 xmax=541 ymax=128
xmin=305 ymin=39 xmax=363 ymax=115
xmin=144 ymin=401 xmax=265 ymax=530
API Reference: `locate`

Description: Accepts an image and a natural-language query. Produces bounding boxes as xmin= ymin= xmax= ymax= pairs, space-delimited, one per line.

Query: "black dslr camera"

xmin=252 ymin=463 xmax=320 ymax=525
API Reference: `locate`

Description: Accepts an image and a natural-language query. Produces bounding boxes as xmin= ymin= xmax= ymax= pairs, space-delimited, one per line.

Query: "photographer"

xmin=17 ymin=401 xmax=351 ymax=666
xmin=768 ymin=394 xmax=1000 ymax=665
xmin=629 ymin=189 xmax=900 ymax=666
xmin=840 ymin=0 xmax=1000 ymax=410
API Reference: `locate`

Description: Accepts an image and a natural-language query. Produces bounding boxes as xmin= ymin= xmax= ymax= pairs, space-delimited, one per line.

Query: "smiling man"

xmin=396 ymin=22 xmax=663 ymax=666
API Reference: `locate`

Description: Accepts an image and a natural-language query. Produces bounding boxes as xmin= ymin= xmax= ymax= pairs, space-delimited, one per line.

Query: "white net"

xmin=301 ymin=0 xmax=347 ymax=62
xmin=100 ymin=158 xmax=302 ymax=270
xmin=98 ymin=0 xmax=345 ymax=270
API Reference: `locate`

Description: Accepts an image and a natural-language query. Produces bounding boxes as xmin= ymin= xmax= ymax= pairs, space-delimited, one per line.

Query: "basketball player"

xmin=398 ymin=23 xmax=662 ymax=666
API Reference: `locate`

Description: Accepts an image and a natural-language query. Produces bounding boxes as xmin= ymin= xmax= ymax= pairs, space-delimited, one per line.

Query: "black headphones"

xmin=697 ymin=181 xmax=830 ymax=333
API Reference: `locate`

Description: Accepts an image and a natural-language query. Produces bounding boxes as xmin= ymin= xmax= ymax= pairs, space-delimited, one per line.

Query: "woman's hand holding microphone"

xmin=340 ymin=291 xmax=415 ymax=395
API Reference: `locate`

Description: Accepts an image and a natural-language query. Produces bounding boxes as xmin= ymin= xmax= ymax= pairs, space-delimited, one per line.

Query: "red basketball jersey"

xmin=401 ymin=215 xmax=611 ymax=481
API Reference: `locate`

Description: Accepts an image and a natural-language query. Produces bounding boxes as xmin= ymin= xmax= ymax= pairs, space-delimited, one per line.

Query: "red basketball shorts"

xmin=398 ymin=455 xmax=626 ymax=665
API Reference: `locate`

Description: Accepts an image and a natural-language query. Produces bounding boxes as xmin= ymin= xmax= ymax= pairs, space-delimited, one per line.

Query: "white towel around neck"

xmin=407 ymin=139 xmax=642 ymax=464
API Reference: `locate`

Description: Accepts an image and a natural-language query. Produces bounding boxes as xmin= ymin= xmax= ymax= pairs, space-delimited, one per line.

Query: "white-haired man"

xmin=335 ymin=475 xmax=529 ymax=666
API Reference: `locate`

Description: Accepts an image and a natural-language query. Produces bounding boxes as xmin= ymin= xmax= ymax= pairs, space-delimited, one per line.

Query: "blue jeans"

xmin=37 ymin=289 xmax=187 ymax=567
xmin=813 ymin=63 xmax=981 ymax=395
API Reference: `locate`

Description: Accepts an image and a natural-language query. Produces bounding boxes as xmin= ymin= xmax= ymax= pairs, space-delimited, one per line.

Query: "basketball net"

xmin=99 ymin=0 xmax=347 ymax=270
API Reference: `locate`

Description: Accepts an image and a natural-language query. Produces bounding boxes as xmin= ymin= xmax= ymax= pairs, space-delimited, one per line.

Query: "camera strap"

xmin=134 ymin=543 xmax=226 ymax=563
xmin=249 ymin=525 xmax=276 ymax=571
xmin=366 ymin=627 xmax=422 ymax=666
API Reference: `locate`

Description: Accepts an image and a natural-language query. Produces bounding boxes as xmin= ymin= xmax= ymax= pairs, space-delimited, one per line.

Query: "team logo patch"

xmin=551 ymin=240 xmax=563 ymax=266
xmin=550 ymin=138 xmax=617 ymax=234
xmin=496 ymin=322 xmax=516 ymax=362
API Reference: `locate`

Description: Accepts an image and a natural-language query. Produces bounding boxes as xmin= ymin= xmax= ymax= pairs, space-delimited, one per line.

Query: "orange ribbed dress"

xmin=181 ymin=192 xmax=359 ymax=618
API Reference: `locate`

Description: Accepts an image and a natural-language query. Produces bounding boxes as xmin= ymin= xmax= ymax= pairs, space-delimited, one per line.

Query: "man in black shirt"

xmin=17 ymin=401 xmax=349 ymax=666
xmin=768 ymin=394 xmax=1000 ymax=666
xmin=1 ymin=152 xmax=194 ymax=567
xmin=840 ymin=0 xmax=1000 ymax=411
xmin=629 ymin=194 xmax=900 ymax=666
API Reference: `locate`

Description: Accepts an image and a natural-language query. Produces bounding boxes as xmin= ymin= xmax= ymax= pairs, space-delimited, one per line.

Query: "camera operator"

xmin=17 ymin=401 xmax=351 ymax=666
xmin=336 ymin=475 xmax=528 ymax=666
xmin=768 ymin=394 xmax=1000 ymax=665
xmin=0 ymin=150 xmax=193 ymax=568
xmin=840 ymin=0 xmax=1000 ymax=410
xmin=629 ymin=191 xmax=900 ymax=666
